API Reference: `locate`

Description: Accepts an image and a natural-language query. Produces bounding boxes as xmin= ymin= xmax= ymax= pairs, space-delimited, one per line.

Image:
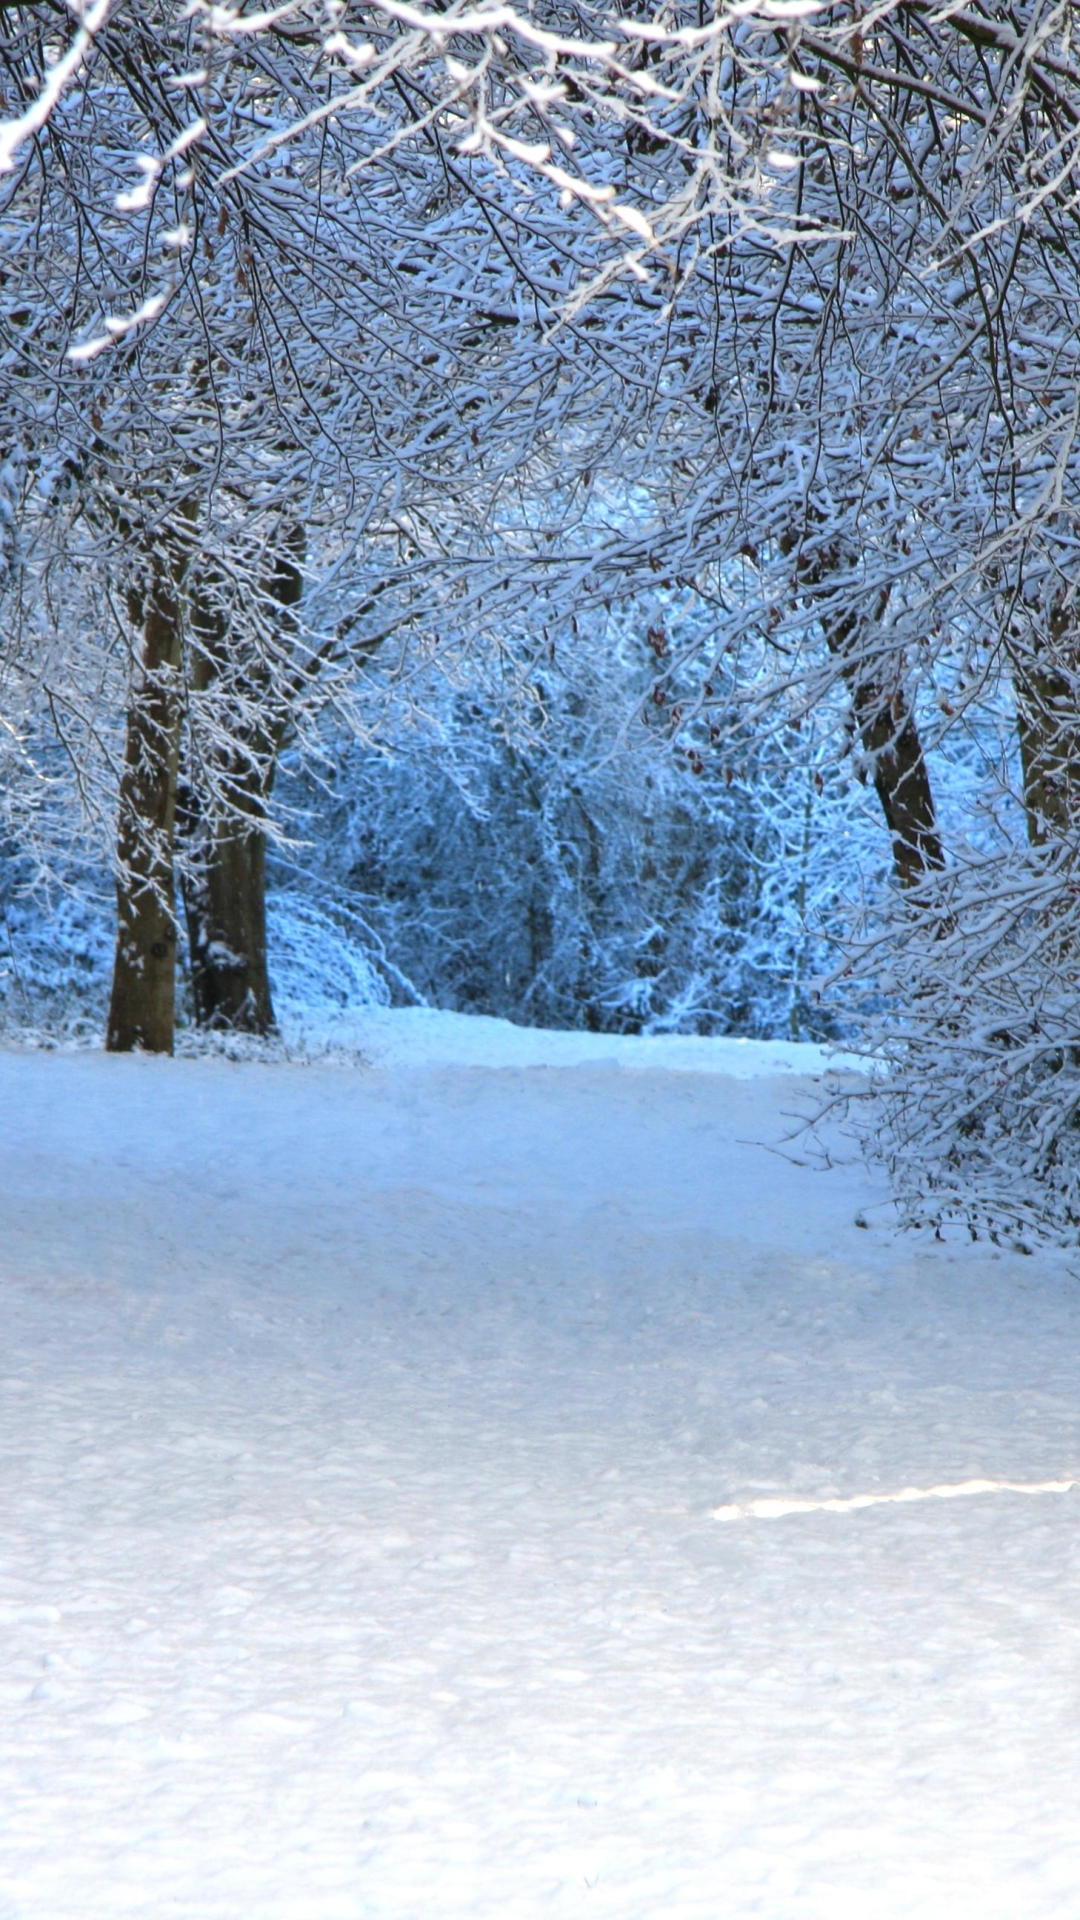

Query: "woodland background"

xmin=3 ymin=0 xmax=1080 ymax=1238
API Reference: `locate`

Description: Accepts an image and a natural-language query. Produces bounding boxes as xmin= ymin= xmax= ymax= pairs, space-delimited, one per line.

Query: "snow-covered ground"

xmin=2 ymin=1016 xmax=1080 ymax=1918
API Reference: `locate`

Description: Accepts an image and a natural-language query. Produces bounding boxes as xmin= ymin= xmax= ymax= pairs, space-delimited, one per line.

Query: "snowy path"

xmin=3 ymin=1021 xmax=1080 ymax=1917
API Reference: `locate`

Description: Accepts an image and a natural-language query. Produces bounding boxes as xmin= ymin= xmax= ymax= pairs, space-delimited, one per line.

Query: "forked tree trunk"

xmin=105 ymin=555 xmax=186 ymax=1053
xmin=179 ymin=529 xmax=304 ymax=1034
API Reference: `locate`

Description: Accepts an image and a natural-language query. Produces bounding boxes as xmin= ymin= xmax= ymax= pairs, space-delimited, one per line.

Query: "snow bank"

xmin=277 ymin=1002 xmax=869 ymax=1076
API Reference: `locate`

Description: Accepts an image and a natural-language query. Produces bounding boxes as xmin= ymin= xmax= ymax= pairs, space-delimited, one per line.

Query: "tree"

xmin=177 ymin=528 xmax=305 ymax=1033
xmin=12 ymin=0 xmax=1080 ymax=1237
xmin=2 ymin=0 xmax=661 ymax=1049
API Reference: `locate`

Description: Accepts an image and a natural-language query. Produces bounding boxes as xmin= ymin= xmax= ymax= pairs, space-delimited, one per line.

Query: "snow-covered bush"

xmin=274 ymin=615 xmax=883 ymax=1039
xmin=0 ymin=858 xmax=114 ymax=1040
xmin=846 ymin=840 xmax=1080 ymax=1246
xmin=265 ymin=894 xmax=393 ymax=1025
xmin=833 ymin=688 xmax=1080 ymax=1246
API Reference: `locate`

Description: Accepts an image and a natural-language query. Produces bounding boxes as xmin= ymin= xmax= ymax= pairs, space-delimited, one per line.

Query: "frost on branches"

xmin=6 ymin=0 xmax=1080 ymax=1234
xmin=836 ymin=829 xmax=1080 ymax=1247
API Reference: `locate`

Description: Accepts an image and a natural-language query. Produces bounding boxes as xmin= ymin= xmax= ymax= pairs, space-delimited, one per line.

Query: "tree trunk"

xmin=180 ymin=773 xmax=275 ymax=1033
xmin=178 ymin=527 xmax=304 ymax=1034
xmin=792 ymin=537 xmax=944 ymax=887
xmin=846 ymin=673 xmax=944 ymax=888
xmin=105 ymin=556 xmax=185 ymax=1053
xmin=1013 ymin=621 xmax=1080 ymax=845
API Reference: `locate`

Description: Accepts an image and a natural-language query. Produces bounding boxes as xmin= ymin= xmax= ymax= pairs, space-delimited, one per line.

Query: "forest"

xmin=3 ymin=0 xmax=1080 ymax=1239
xmin=7 ymin=13 xmax=1080 ymax=1907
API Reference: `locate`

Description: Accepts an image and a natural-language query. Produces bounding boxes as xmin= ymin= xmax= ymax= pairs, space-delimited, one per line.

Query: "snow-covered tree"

xmin=10 ymin=0 xmax=1080 ymax=1236
xmin=1 ymin=0 xmax=659 ymax=1048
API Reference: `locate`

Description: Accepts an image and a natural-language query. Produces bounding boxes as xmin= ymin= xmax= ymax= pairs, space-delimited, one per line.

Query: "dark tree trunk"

xmin=178 ymin=527 xmax=304 ymax=1035
xmin=180 ymin=774 xmax=275 ymax=1034
xmin=105 ymin=557 xmax=185 ymax=1053
xmin=792 ymin=536 xmax=944 ymax=888
xmin=1013 ymin=623 xmax=1080 ymax=845
xmin=845 ymin=674 xmax=945 ymax=889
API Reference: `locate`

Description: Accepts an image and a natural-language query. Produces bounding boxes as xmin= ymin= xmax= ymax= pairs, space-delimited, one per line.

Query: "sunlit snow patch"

xmin=304 ymin=1005 xmax=871 ymax=1076
xmin=712 ymin=1477 xmax=1080 ymax=1521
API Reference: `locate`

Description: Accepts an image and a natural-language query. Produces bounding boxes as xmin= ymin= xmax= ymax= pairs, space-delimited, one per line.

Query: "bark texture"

xmin=105 ymin=557 xmax=185 ymax=1053
xmin=1013 ymin=618 xmax=1080 ymax=845
xmin=794 ymin=537 xmax=944 ymax=888
xmin=179 ymin=764 xmax=275 ymax=1034
xmin=845 ymin=673 xmax=945 ymax=889
xmin=179 ymin=529 xmax=304 ymax=1034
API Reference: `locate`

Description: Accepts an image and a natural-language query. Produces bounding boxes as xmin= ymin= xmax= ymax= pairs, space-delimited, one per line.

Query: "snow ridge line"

xmin=711 ymin=1477 xmax=1080 ymax=1522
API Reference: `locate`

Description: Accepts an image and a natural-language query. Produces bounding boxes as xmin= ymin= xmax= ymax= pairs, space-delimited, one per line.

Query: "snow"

xmin=281 ymin=1003 xmax=870 ymax=1077
xmin=2 ymin=1021 xmax=1080 ymax=1917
